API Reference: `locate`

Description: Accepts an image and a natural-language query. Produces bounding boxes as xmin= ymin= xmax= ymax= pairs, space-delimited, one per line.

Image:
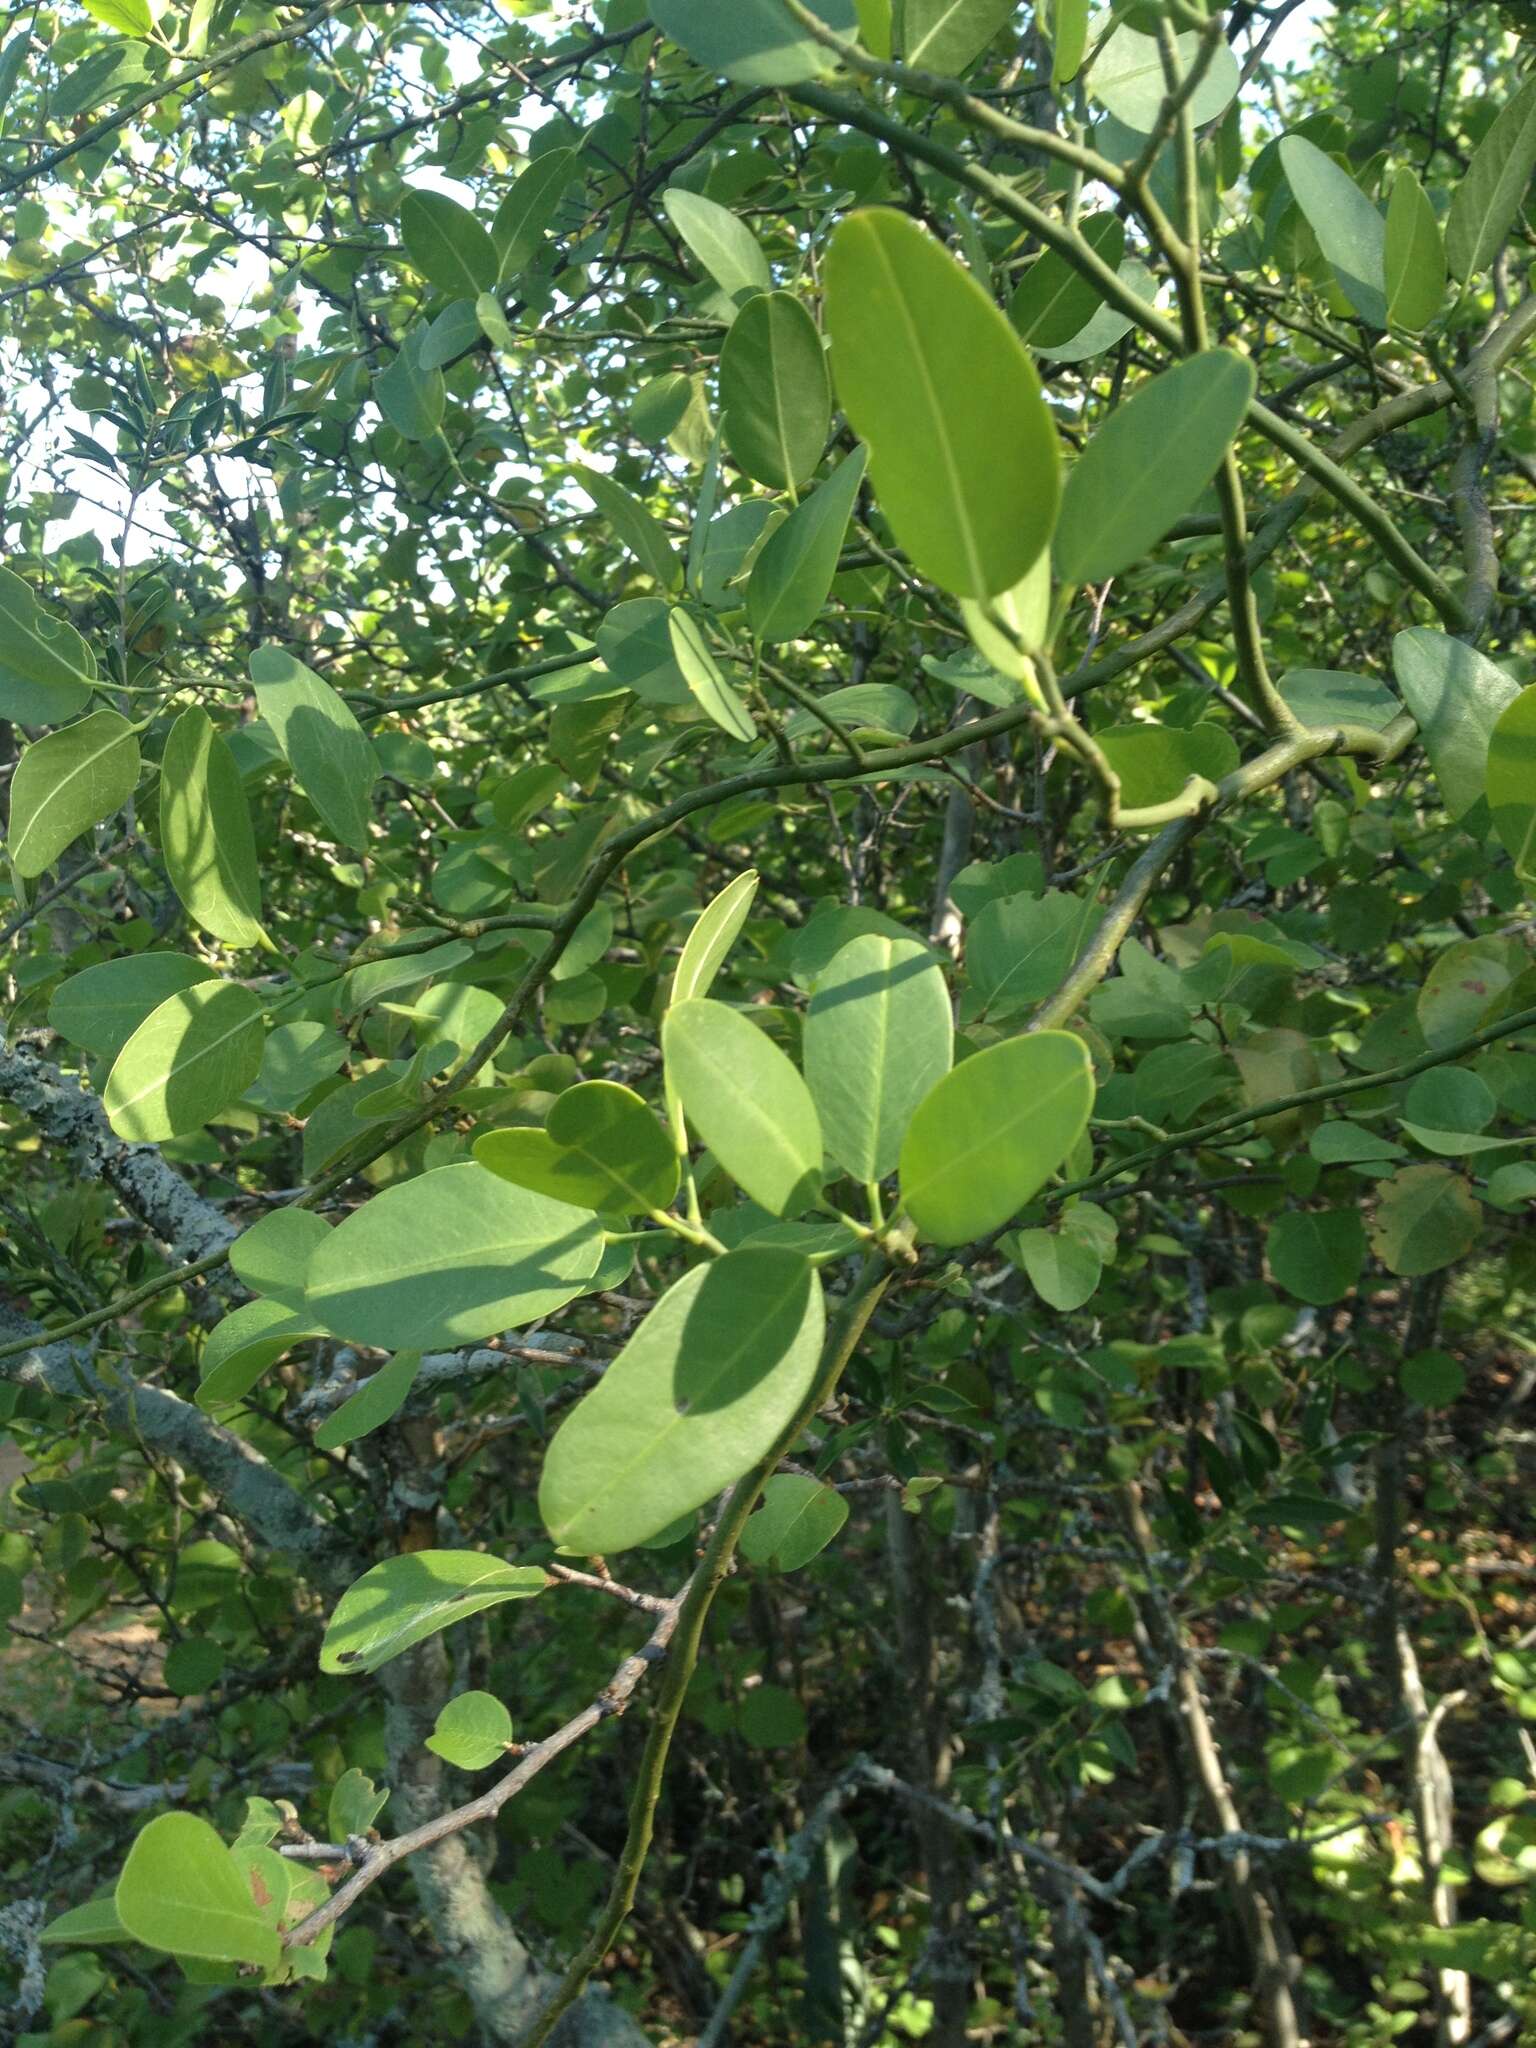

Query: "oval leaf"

xmin=1446 ymin=75 xmax=1536 ymax=284
xmin=314 ymin=1350 xmax=424 ymax=1452
xmin=739 ymin=1472 xmax=848 ymax=1571
xmin=803 ymin=933 xmax=953 ymax=1183
xmin=475 ymin=1080 xmax=679 ymax=1215
xmin=319 ymin=1550 xmax=547 ymax=1676
xmin=115 ymin=1813 xmax=279 ymax=1968
xmin=1487 ymin=685 xmax=1536 ymax=883
xmin=1384 ymin=166 xmax=1446 ymax=330
xmin=158 ymin=706 xmax=266 ymax=948
xmin=249 ymin=644 xmax=378 ymax=851
xmin=823 ymin=209 xmax=1059 ymax=599
xmin=539 ymin=1248 xmax=825 ymax=1553
xmin=746 ymin=443 xmax=867 ymax=643
xmin=427 ymin=1690 xmax=514 ymax=1769
xmin=1278 ymin=135 xmax=1387 ymax=327
xmin=48 ymin=952 xmax=217 ymax=1061
xmin=1394 ymin=628 xmax=1520 ymax=819
xmin=663 ymin=998 xmax=824 ymax=1216
xmin=665 ymin=607 xmax=752 ymax=742
xmin=304 ymin=1162 xmax=603 ymax=1351
xmin=1054 ymin=350 xmax=1255 ymax=585
xmin=0 ymin=563 xmax=95 ymax=724
xmin=662 ymin=186 xmax=771 ymax=307
xmin=899 ymin=1030 xmax=1095 ymax=1245
xmin=720 ymin=290 xmax=831 ymax=491
xmin=401 ymin=188 xmax=498 ymax=298
xmin=7 ymin=708 xmax=138 ymax=878
xmin=672 ymin=869 xmax=760 ymax=1006
xmin=493 ymin=147 xmax=580 ymax=279
xmin=103 ymin=981 xmax=266 ymax=1142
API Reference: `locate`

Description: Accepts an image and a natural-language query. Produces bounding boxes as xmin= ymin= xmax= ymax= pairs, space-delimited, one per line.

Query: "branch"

xmin=1056 ymin=1001 xmax=1536 ymax=1205
xmin=518 ymin=1257 xmax=895 ymax=2045
xmin=283 ymin=1576 xmax=692 ymax=1949
xmin=0 ymin=1034 xmax=233 ymax=1264
xmin=0 ymin=1308 xmax=355 ymax=1585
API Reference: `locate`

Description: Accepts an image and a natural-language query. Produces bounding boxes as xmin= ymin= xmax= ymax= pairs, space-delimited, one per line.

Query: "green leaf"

xmin=315 ymin=1351 xmax=424 ymax=1451
xmin=80 ymin=0 xmax=153 ymax=36
xmin=966 ymin=890 xmax=1099 ymax=1023
xmin=1369 ymin=1164 xmax=1481 ymax=1277
xmin=803 ymin=933 xmax=952 ymax=1183
xmin=1034 ymin=256 xmax=1154 ymax=364
xmin=901 ymin=0 xmax=1014 ymax=76
xmin=1417 ymin=937 xmax=1518 ymax=1050
xmin=668 ymin=607 xmax=756 ymax=741
xmin=662 ymin=187 xmax=771 ymax=308
xmin=158 ymin=706 xmax=266 ymax=948
xmin=539 ymin=1248 xmax=825 ymax=1553
xmin=164 ymin=1637 xmax=224 ymax=1695
xmin=1088 ymin=22 xmax=1239 ymax=131
xmin=328 ymin=1767 xmax=388 ymax=1839
xmin=855 ymin=0 xmax=893 ymax=58
xmin=400 ymin=188 xmax=498 ymax=298
xmin=1055 ymin=350 xmax=1254 ymax=585
xmin=1011 ymin=1224 xmax=1102 ymax=1310
xmin=574 ymin=464 xmax=681 ymax=590
xmin=304 ymin=1162 xmax=603 ymax=1351
xmin=739 ymin=1473 xmax=848 ymax=1571
xmin=720 ymin=290 xmax=831 ymax=491
xmin=739 ymin=1682 xmax=806 ymax=1747
xmin=247 ymin=1020 xmax=349 ymax=1112
xmin=229 ymin=1208 xmax=331 ymax=1313
xmin=0 ymin=563 xmax=96 ymax=724
xmin=427 ymin=1690 xmax=514 ymax=1769
xmin=115 ymin=1814 xmax=279 ymax=1968
xmin=1486 ymin=684 xmax=1536 ymax=883
xmin=899 ymin=1030 xmax=1095 ymax=1245
xmin=663 ymin=998 xmax=824 ymax=1216
xmin=1266 ymin=1209 xmax=1366 ymax=1305
xmin=6 ymin=709 xmax=138 ymax=878
xmin=1007 ymin=213 xmax=1124 ymax=348
xmin=596 ymin=599 xmax=691 ymax=703
xmin=249 ymin=644 xmax=378 ymax=851
xmin=959 ymin=549 xmax=1051 ymax=681
xmin=375 ymin=328 xmax=444 ymax=442
xmin=475 ymin=1080 xmax=680 ymax=1214
xmin=1446 ymin=75 xmax=1536 ymax=283
xmin=746 ymin=443 xmax=868 ymax=643
xmin=650 ymin=0 xmax=858 ymax=85
xmin=420 ymin=299 xmax=480 ymax=373
xmin=319 ymin=1550 xmax=547 ymax=1676
xmin=672 ymin=869 xmax=760 ymax=1006
xmin=48 ymin=953 xmax=217 ymax=1062
xmin=197 ymin=1299 xmax=320 ymax=1412
xmin=1404 ymin=1067 xmax=1496 ymax=1134
xmin=1049 ymin=0 xmax=1088 ymax=84
xmin=1278 ymin=668 xmax=1401 ymax=733
xmin=103 ymin=982 xmax=266 ymax=1142
xmin=1095 ymin=722 xmax=1239 ymax=810
xmin=493 ymin=147 xmax=580 ymax=279
xmin=1278 ymin=135 xmax=1387 ymax=327
xmin=41 ymin=1895 xmax=127 ymax=1949
xmin=1393 ymin=628 xmax=1520 ymax=819
xmin=474 ymin=291 xmax=517 ymax=354
xmin=824 ymin=210 xmax=1059 ymax=599
xmin=1384 ymin=165 xmax=1446 ymax=329
xmin=1401 ymin=1350 xmax=1466 ymax=1407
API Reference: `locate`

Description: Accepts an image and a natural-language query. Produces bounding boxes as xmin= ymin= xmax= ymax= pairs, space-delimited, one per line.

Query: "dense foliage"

xmin=2 ymin=1 xmax=1536 ymax=2042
